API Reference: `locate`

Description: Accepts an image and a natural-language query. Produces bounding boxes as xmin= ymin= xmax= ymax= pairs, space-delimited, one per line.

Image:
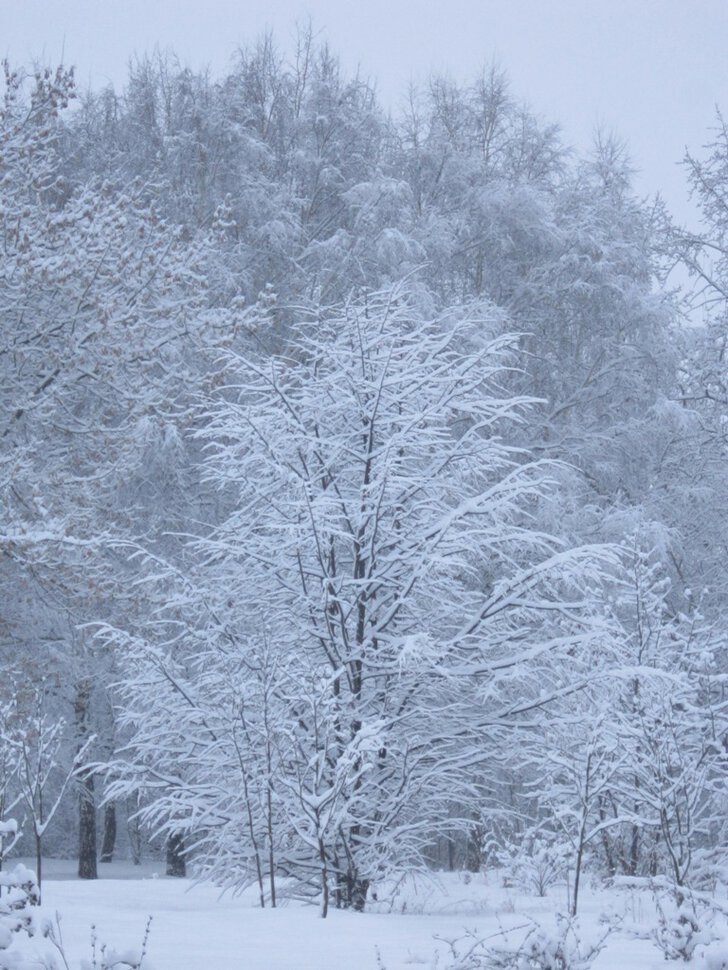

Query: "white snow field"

xmin=10 ymin=860 xmax=728 ymax=970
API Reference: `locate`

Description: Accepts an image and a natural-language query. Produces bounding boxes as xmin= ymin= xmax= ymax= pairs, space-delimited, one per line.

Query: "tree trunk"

xmin=34 ymin=830 xmax=42 ymax=903
xmin=127 ymin=799 xmax=142 ymax=864
xmin=351 ymin=876 xmax=370 ymax=913
xmin=318 ymin=837 xmax=329 ymax=918
xmin=78 ymin=771 xmax=98 ymax=879
xmin=336 ymin=865 xmax=369 ymax=912
xmin=166 ymin=833 xmax=186 ymax=877
xmin=75 ymin=678 xmax=97 ymax=880
xmin=99 ymin=802 xmax=117 ymax=863
xmin=466 ymin=823 xmax=483 ymax=873
xmin=266 ymin=780 xmax=276 ymax=908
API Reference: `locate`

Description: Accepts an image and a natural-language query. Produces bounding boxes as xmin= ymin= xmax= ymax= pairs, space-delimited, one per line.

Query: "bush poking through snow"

xmin=497 ymin=832 xmax=570 ymax=898
xmin=650 ymin=889 xmax=714 ymax=962
xmin=0 ymin=863 xmax=41 ymax=968
xmin=436 ymin=915 xmax=610 ymax=970
xmin=45 ymin=916 xmax=153 ymax=970
xmin=0 ymin=868 xmax=152 ymax=970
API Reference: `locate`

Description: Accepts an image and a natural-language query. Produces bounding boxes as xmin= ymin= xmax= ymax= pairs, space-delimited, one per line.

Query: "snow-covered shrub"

xmin=651 ymin=890 xmax=714 ymax=962
xmin=490 ymin=917 xmax=608 ymax=970
xmin=498 ymin=832 xmax=570 ymax=897
xmin=79 ymin=927 xmax=152 ymax=970
xmin=44 ymin=916 xmax=153 ymax=970
xmin=0 ymin=862 xmax=152 ymax=970
xmin=437 ymin=916 xmax=609 ymax=970
xmin=0 ymin=821 xmax=21 ymax=868
xmin=367 ymin=870 xmax=458 ymax=915
xmin=0 ymin=863 xmax=41 ymax=970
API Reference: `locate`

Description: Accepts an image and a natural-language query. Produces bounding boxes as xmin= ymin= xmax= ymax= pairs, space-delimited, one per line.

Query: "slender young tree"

xmin=1 ymin=682 xmax=92 ymax=900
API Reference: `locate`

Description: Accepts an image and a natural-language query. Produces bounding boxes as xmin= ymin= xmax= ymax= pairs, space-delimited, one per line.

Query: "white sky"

xmin=4 ymin=0 xmax=728 ymax=230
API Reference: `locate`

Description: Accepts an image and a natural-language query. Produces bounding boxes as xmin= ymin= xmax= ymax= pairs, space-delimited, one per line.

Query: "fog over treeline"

xmin=2 ymin=29 xmax=728 ymax=918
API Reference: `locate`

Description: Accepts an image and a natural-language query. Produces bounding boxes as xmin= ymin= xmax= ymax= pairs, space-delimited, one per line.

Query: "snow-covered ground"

xmin=10 ymin=860 xmax=728 ymax=970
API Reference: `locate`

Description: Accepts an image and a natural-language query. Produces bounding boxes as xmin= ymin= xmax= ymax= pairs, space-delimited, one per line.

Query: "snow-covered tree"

xmin=108 ymin=284 xmax=616 ymax=911
xmin=0 ymin=681 xmax=93 ymax=899
xmin=611 ymin=548 xmax=728 ymax=890
xmin=0 ymin=60 xmax=236 ymax=872
xmin=0 ymin=39 xmax=713 ymax=915
xmin=491 ymin=538 xmax=728 ymax=911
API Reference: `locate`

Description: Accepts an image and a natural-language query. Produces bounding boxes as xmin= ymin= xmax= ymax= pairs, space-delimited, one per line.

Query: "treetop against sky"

xmin=4 ymin=0 xmax=728 ymax=229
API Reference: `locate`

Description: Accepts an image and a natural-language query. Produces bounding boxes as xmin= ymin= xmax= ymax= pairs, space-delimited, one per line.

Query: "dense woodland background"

xmin=2 ymin=30 xmax=728 ymax=916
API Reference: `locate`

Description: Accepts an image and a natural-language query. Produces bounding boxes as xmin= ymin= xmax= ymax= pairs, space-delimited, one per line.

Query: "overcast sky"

xmin=4 ymin=0 xmax=728 ymax=229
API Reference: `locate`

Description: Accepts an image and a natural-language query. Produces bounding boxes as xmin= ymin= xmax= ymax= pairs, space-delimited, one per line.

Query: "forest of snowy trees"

xmin=2 ymin=29 xmax=728 ymax=927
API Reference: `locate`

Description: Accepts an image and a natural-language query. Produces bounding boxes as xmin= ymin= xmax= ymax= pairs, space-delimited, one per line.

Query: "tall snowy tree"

xmin=0 ymin=60 xmax=232 ymax=870
xmin=107 ymin=285 xmax=617 ymax=911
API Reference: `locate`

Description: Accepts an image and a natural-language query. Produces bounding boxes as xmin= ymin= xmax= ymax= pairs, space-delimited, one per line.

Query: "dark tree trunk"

xmin=166 ymin=833 xmax=186 ymax=877
xmin=466 ymin=823 xmax=484 ymax=873
xmin=351 ymin=877 xmax=370 ymax=913
xmin=78 ymin=771 xmax=98 ymax=879
xmin=75 ymin=678 xmax=97 ymax=880
xmin=99 ymin=802 xmax=117 ymax=863
xmin=628 ymin=821 xmax=640 ymax=876
xmin=336 ymin=864 xmax=369 ymax=912
xmin=127 ymin=799 xmax=142 ymax=864
xmin=34 ymin=830 xmax=42 ymax=903
xmin=318 ymin=837 xmax=329 ymax=918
